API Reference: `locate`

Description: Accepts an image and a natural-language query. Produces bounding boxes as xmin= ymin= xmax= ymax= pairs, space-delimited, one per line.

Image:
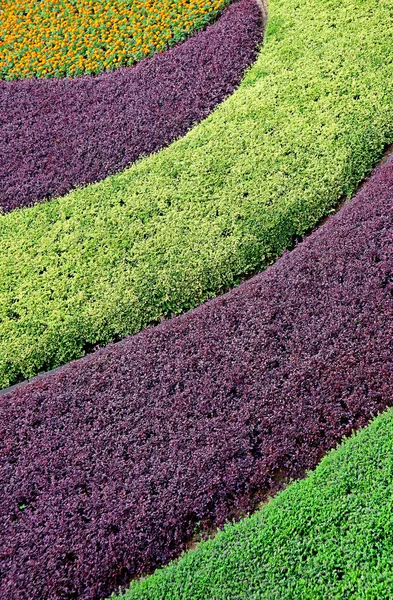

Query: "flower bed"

xmin=0 ymin=0 xmax=393 ymax=388
xmin=0 ymin=0 xmax=227 ymax=80
xmin=0 ymin=0 xmax=263 ymax=211
xmin=2 ymin=149 xmax=393 ymax=599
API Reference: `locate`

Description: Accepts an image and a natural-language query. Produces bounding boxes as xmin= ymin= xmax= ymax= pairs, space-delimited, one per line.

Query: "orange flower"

xmin=0 ymin=0 xmax=227 ymax=80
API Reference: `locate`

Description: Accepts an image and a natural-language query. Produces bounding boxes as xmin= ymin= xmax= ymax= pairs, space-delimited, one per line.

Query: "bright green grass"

xmin=2 ymin=0 xmax=393 ymax=387
xmin=112 ymin=408 xmax=393 ymax=600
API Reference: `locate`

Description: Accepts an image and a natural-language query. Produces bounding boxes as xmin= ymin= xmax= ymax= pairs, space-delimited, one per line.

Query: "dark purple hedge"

xmin=0 ymin=0 xmax=263 ymax=213
xmin=2 ymin=156 xmax=393 ymax=599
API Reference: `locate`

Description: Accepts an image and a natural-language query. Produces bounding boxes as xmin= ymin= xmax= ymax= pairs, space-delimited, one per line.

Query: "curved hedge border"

xmin=0 ymin=0 xmax=227 ymax=80
xmin=0 ymin=0 xmax=262 ymax=212
xmin=1 ymin=0 xmax=393 ymax=388
xmin=2 ymin=149 xmax=393 ymax=599
xmin=120 ymin=407 xmax=393 ymax=600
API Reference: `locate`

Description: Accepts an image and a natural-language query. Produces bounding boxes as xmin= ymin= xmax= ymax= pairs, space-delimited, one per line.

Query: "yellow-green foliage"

xmin=1 ymin=0 xmax=393 ymax=387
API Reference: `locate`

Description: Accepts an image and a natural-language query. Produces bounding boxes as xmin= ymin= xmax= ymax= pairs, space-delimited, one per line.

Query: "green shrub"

xmin=1 ymin=0 xmax=393 ymax=386
xmin=115 ymin=408 xmax=393 ymax=599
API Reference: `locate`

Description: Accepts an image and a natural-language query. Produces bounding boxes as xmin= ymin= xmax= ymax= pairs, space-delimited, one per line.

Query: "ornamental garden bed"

xmin=2 ymin=0 xmax=393 ymax=598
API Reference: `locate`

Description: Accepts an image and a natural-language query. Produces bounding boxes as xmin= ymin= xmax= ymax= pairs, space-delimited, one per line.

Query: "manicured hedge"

xmin=0 ymin=0 xmax=263 ymax=212
xmin=0 ymin=0 xmax=227 ymax=80
xmin=119 ymin=407 xmax=393 ymax=600
xmin=1 ymin=0 xmax=393 ymax=387
xmin=2 ymin=150 xmax=393 ymax=599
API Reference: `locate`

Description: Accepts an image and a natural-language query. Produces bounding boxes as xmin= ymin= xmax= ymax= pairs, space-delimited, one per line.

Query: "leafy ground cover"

xmin=0 ymin=0 xmax=227 ymax=80
xmin=0 ymin=0 xmax=263 ymax=212
xmin=119 ymin=407 xmax=393 ymax=600
xmin=2 ymin=148 xmax=393 ymax=599
xmin=1 ymin=0 xmax=393 ymax=388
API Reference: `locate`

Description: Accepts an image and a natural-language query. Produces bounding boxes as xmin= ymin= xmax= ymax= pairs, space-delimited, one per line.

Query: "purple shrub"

xmin=2 ymin=157 xmax=393 ymax=598
xmin=0 ymin=0 xmax=263 ymax=213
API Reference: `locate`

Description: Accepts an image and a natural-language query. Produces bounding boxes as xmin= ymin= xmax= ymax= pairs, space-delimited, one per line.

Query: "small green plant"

xmin=114 ymin=408 xmax=393 ymax=599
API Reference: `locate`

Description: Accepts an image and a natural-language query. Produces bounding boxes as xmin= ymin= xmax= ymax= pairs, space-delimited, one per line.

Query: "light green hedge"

xmin=114 ymin=408 xmax=393 ymax=599
xmin=1 ymin=0 xmax=393 ymax=386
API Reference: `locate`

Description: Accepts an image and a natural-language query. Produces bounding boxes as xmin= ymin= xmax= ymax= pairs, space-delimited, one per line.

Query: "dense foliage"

xmin=1 ymin=0 xmax=393 ymax=388
xmin=0 ymin=0 xmax=262 ymax=212
xmin=0 ymin=0 xmax=227 ymax=79
xmin=120 ymin=407 xmax=393 ymax=599
xmin=2 ymin=151 xmax=393 ymax=599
